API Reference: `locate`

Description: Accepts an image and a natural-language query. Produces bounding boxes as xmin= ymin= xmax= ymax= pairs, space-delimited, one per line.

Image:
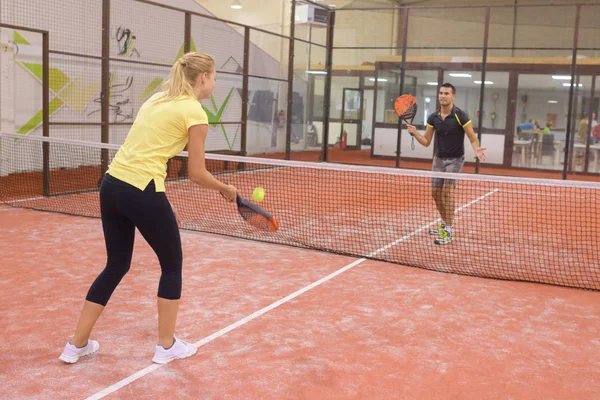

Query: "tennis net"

xmin=1 ymin=132 xmax=599 ymax=290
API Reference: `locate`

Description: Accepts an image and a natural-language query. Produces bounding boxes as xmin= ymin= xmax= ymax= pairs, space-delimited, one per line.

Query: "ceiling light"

xmin=306 ymin=70 xmax=327 ymax=74
xmin=474 ymin=80 xmax=494 ymax=85
xmin=449 ymin=73 xmax=472 ymax=78
xmin=548 ymin=100 xmax=558 ymax=104
xmin=563 ymin=83 xmax=583 ymax=87
xmin=427 ymin=82 xmax=438 ymax=86
xmin=369 ymin=78 xmax=388 ymax=82
xmin=552 ymin=75 xmax=571 ymax=80
xmin=231 ymin=0 xmax=242 ymax=9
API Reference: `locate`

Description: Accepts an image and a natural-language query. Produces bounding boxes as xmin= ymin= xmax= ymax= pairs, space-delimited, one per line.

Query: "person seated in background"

xmin=592 ymin=122 xmax=600 ymax=144
xmin=543 ymin=122 xmax=552 ymax=134
xmin=533 ymin=120 xmax=542 ymax=131
xmin=578 ymin=114 xmax=589 ymax=142
xmin=518 ymin=121 xmax=535 ymax=131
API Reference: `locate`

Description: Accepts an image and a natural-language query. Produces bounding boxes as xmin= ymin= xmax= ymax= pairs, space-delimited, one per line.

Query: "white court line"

xmin=5 ymin=196 xmax=46 ymax=204
xmin=499 ymin=189 xmax=591 ymax=199
xmin=367 ymin=189 xmax=499 ymax=257
xmin=85 ymin=188 xmax=499 ymax=400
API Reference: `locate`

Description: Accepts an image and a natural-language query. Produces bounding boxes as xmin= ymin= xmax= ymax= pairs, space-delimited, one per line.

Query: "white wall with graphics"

xmin=1 ymin=0 xmax=290 ymax=177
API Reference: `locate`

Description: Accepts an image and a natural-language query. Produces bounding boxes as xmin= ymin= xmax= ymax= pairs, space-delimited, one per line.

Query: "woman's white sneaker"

xmin=58 ymin=340 xmax=100 ymax=363
xmin=152 ymin=336 xmax=197 ymax=364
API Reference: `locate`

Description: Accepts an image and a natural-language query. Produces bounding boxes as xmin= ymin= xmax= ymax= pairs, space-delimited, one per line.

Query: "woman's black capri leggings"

xmin=86 ymin=173 xmax=182 ymax=306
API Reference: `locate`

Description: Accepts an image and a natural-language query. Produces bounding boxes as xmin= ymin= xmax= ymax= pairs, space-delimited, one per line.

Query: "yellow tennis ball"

xmin=252 ymin=187 xmax=265 ymax=202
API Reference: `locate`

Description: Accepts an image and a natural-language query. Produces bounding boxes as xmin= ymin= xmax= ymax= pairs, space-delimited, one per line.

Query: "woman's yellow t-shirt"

xmin=107 ymin=93 xmax=208 ymax=192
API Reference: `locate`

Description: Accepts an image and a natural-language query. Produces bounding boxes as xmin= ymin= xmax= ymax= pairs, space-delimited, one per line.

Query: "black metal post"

xmin=42 ymin=32 xmax=50 ymax=196
xmin=285 ymin=0 xmax=297 ymax=160
xmin=321 ymin=9 xmax=335 ymax=162
xmin=475 ymin=7 xmax=491 ymax=174
xmin=241 ymin=26 xmax=250 ymax=156
xmin=563 ymin=5 xmax=581 ymax=180
xmin=101 ymin=0 xmax=110 ymax=175
xmin=395 ymin=7 xmax=409 ymax=168
xmin=584 ymin=75 xmax=596 ymax=173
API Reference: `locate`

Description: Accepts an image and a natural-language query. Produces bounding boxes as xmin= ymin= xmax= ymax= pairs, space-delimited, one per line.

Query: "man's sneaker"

xmin=58 ymin=340 xmax=100 ymax=364
xmin=434 ymin=228 xmax=453 ymax=245
xmin=152 ymin=336 xmax=198 ymax=364
xmin=429 ymin=223 xmax=445 ymax=235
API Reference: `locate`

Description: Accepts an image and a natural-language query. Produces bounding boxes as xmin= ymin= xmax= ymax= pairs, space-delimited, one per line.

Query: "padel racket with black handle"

xmin=394 ymin=94 xmax=418 ymax=150
xmin=234 ymin=194 xmax=279 ymax=232
xmin=221 ymin=186 xmax=279 ymax=232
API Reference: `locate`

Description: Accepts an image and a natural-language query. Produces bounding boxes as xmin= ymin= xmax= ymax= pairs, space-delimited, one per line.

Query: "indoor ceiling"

xmin=376 ymin=69 xmax=596 ymax=90
xmin=311 ymin=0 xmax=599 ymax=8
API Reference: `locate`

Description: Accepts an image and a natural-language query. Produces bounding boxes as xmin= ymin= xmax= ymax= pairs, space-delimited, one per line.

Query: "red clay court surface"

xmin=4 ymin=163 xmax=599 ymax=291
xmin=1 ymin=204 xmax=600 ymax=400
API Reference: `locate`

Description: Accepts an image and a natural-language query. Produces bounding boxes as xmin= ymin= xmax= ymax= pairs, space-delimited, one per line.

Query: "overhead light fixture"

xmin=231 ymin=0 xmax=242 ymax=9
xmin=427 ymin=82 xmax=438 ymax=86
xmin=425 ymin=97 xmax=431 ymax=103
xmin=563 ymin=83 xmax=583 ymax=87
xmin=306 ymin=70 xmax=327 ymax=75
xmin=369 ymin=78 xmax=388 ymax=82
xmin=552 ymin=75 xmax=571 ymax=80
xmin=548 ymin=100 xmax=558 ymax=104
xmin=449 ymin=73 xmax=472 ymax=78
xmin=474 ymin=80 xmax=494 ymax=85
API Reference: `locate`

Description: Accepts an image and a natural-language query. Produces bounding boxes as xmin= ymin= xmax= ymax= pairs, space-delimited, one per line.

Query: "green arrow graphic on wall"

xmin=13 ymin=32 xmax=239 ymax=150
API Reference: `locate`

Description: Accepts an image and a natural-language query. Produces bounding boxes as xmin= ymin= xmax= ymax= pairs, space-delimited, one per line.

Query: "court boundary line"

xmin=85 ymin=188 xmax=499 ymax=400
xmin=5 ymin=196 xmax=46 ymax=204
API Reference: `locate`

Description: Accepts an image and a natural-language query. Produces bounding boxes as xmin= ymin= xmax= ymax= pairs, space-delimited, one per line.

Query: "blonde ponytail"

xmin=154 ymin=52 xmax=215 ymax=103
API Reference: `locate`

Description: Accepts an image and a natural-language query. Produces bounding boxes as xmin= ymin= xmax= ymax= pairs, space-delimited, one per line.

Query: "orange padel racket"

xmin=394 ymin=94 xmax=418 ymax=150
xmin=221 ymin=186 xmax=279 ymax=232
xmin=234 ymin=194 xmax=279 ymax=232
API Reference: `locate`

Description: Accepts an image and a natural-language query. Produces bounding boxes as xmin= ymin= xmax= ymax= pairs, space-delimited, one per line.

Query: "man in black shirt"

xmin=407 ymin=83 xmax=487 ymax=245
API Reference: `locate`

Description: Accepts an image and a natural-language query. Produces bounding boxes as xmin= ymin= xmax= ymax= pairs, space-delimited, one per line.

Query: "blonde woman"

xmin=59 ymin=52 xmax=237 ymax=364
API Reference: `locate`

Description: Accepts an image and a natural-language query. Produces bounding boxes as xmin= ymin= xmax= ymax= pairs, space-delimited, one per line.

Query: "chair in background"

xmin=519 ymin=131 xmax=534 ymax=141
xmin=538 ymin=134 xmax=555 ymax=166
xmin=519 ymin=131 xmax=538 ymax=165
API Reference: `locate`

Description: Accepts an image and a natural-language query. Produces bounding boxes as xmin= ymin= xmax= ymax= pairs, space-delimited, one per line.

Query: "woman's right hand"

xmin=220 ymin=184 xmax=237 ymax=202
xmin=407 ymin=124 xmax=417 ymax=136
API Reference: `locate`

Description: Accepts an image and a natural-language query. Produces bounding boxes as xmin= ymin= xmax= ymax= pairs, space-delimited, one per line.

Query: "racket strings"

xmin=248 ymin=214 xmax=274 ymax=231
xmin=238 ymin=206 xmax=256 ymax=220
xmin=238 ymin=206 xmax=279 ymax=232
xmin=401 ymin=103 xmax=417 ymax=120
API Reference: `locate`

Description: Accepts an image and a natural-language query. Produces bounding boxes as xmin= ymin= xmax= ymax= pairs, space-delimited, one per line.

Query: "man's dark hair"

xmin=440 ymin=82 xmax=456 ymax=94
